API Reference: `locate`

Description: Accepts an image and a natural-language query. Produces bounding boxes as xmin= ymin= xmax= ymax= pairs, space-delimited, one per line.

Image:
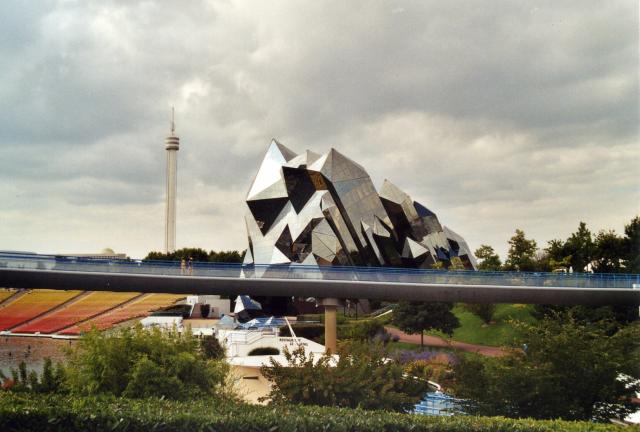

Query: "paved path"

xmin=385 ymin=326 xmax=507 ymax=357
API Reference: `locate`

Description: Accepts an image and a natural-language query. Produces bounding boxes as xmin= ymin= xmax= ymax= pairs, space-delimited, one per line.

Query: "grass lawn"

xmin=306 ymin=302 xmax=537 ymax=348
xmin=428 ymin=303 xmax=537 ymax=347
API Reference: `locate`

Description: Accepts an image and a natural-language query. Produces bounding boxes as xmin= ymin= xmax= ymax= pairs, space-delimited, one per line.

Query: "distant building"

xmin=61 ymin=252 xmax=128 ymax=260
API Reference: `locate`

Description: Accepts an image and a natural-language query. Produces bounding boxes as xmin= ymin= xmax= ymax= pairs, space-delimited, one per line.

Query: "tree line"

xmin=475 ymin=216 xmax=639 ymax=273
xmin=144 ymin=248 xmax=245 ymax=263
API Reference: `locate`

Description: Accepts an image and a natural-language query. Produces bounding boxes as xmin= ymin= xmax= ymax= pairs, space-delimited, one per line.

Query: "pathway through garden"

xmin=385 ymin=326 xmax=507 ymax=357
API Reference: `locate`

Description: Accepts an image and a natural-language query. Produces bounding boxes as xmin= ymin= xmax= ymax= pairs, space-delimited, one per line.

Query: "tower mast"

xmin=164 ymin=108 xmax=180 ymax=253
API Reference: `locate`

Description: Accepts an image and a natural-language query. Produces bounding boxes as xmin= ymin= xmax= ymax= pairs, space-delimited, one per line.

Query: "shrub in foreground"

xmin=64 ymin=325 xmax=231 ymax=400
xmin=453 ymin=317 xmax=640 ymax=422
xmin=260 ymin=341 xmax=429 ymax=412
xmin=0 ymin=392 xmax=628 ymax=432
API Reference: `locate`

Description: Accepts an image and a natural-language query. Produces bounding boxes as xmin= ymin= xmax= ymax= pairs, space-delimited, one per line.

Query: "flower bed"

xmin=12 ymin=292 xmax=141 ymax=334
xmin=0 ymin=290 xmax=82 ymax=331
xmin=59 ymin=294 xmax=184 ymax=335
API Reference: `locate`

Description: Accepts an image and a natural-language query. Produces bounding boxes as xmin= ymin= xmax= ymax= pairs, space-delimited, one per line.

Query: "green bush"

xmin=462 ymin=303 xmax=496 ymax=324
xmin=0 ymin=392 xmax=627 ymax=432
xmin=340 ymin=320 xmax=385 ymax=341
xmin=453 ymin=317 xmax=640 ymax=421
xmin=260 ymin=341 xmax=429 ymax=412
xmin=200 ymin=335 xmax=225 ymax=359
xmin=63 ymin=325 xmax=231 ymax=400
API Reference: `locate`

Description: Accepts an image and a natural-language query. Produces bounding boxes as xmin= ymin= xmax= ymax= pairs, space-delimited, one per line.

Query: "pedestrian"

xmin=188 ymin=257 xmax=193 ymax=276
xmin=180 ymin=259 xmax=186 ymax=275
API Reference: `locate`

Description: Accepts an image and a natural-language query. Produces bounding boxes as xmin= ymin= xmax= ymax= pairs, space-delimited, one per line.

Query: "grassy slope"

xmin=429 ymin=304 xmax=537 ymax=347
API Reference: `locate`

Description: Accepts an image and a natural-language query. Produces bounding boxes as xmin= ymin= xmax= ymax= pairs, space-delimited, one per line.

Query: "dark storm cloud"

xmin=0 ymin=0 xmax=637 ymax=258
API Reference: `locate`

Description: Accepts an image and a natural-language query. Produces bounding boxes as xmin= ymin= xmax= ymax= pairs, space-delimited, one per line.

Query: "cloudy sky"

xmin=0 ymin=0 xmax=637 ymax=260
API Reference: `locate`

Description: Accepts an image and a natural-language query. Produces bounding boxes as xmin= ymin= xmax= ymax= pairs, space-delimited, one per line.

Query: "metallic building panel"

xmin=245 ymin=141 xmax=477 ymax=272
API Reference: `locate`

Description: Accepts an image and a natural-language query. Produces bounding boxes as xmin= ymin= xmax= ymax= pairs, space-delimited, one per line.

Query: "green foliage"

xmin=592 ymin=230 xmax=625 ymax=273
xmin=393 ymin=301 xmax=460 ymax=346
xmin=340 ymin=320 xmax=385 ymax=341
xmin=532 ymin=305 xmax=638 ymax=329
xmin=504 ymin=229 xmax=538 ymax=271
xmin=0 ymin=358 xmax=65 ymax=393
xmin=564 ymin=222 xmax=594 ymax=272
xmin=63 ymin=325 xmax=230 ymax=400
xmin=145 ymin=247 xmax=209 ymax=262
xmin=209 ymin=250 xmax=246 ymax=263
xmin=544 ymin=217 xmax=639 ymax=274
xmin=474 ymin=245 xmax=502 ymax=271
xmin=544 ymin=222 xmax=594 ymax=272
xmin=462 ymin=303 xmax=496 ymax=324
xmin=453 ymin=317 xmax=640 ymax=421
xmin=260 ymin=342 xmax=429 ymax=412
xmin=404 ymin=360 xmax=453 ymax=388
xmin=623 ymin=215 xmax=640 ymax=272
xmin=0 ymin=392 xmax=628 ymax=432
xmin=200 ymin=335 xmax=225 ymax=359
xmin=144 ymin=248 xmax=245 ymax=263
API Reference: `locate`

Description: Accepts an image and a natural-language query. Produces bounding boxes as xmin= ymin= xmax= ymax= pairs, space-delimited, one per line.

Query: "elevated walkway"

xmin=2 ymin=252 xmax=638 ymax=353
xmin=0 ymin=252 xmax=637 ymax=306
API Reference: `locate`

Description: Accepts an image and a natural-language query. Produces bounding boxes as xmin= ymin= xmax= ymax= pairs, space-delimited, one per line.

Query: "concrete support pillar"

xmin=320 ymin=298 xmax=340 ymax=354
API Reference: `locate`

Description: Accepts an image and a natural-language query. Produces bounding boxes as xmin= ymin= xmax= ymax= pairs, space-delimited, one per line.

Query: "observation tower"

xmin=164 ymin=108 xmax=179 ymax=253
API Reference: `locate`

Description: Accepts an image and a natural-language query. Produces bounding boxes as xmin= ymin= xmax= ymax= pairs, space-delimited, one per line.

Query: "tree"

xmin=209 ymin=250 xmax=245 ymax=263
xmin=532 ymin=249 xmax=552 ymax=272
xmin=64 ymin=325 xmax=231 ymax=400
xmin=470 ymin=245 xmax=500 ymax=324
xmin=533 ymin=304 xmax=638 ymax=329
xmin=463 ymin=303 xmax=496 ymax=324
xmin=474 ymin=245 xmax=502 ymax=271
xmin=200 ymin=335 xmax=225 ymax=360
xmin=453 ymin=317 xmax=640 ymax=421
xmin=392 ymin=301 xmax=459 ymax=347
xmin=145 ymin=248 xmax=245 ymax=263
xmin=260 ymin=341 xmax=429 ymax=412
xmin=504 ymin=229 xmax=537 ymax=271
xmin=623 ymin=216 xmax=640 ymax=273
xmin=564 ymin=222 xmax=594 ymax=272
xmin=592 ymin=230 xmax=625 ymax=273
xmin=545 ymin=239 xmax=572 ymax=271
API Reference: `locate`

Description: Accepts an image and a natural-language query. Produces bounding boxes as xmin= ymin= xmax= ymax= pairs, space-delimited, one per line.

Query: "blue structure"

xmin=0 ymin=252 xmax=638 ymax=306
xmin=414 ymin=392 xmax=463 ymax=416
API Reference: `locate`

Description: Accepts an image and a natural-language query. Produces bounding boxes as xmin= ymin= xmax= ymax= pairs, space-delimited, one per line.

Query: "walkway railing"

xmin=1 ymin=252 xmax=639 ymax=289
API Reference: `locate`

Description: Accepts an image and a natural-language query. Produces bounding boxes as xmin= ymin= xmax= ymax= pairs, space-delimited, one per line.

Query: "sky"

xmin=0 ymin=0 xmax=638 ymax=260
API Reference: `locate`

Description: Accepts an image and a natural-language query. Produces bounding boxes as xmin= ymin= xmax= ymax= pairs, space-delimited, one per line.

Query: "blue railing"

xmin=1 ymin=252 xmax=639 ymax=289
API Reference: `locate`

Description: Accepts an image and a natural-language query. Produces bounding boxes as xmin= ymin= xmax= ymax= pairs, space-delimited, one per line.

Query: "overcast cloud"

xmin=0 ymin=0 xmax=637 ymax=260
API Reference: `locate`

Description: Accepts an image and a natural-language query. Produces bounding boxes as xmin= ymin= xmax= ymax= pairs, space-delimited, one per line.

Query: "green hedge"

xmin=0 ymin=392 xmax=626 ymax=432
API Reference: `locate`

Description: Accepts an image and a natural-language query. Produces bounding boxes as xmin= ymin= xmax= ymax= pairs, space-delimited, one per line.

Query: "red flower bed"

xmin=12 ymin=292 xmax=140 ymax=334
xmin=0 ymin=290 xmax=82 ymax=331
xmin=60 ymin=294 xmax=183 ymax=335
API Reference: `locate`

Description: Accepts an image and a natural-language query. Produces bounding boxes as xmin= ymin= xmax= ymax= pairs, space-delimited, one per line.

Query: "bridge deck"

xmin=1 ymin=253 xmax=638 ymax=306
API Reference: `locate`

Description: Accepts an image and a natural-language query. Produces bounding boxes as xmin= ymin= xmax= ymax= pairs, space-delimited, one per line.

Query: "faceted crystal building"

xmin=244 ymin=140 xmax=477 ymax=271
